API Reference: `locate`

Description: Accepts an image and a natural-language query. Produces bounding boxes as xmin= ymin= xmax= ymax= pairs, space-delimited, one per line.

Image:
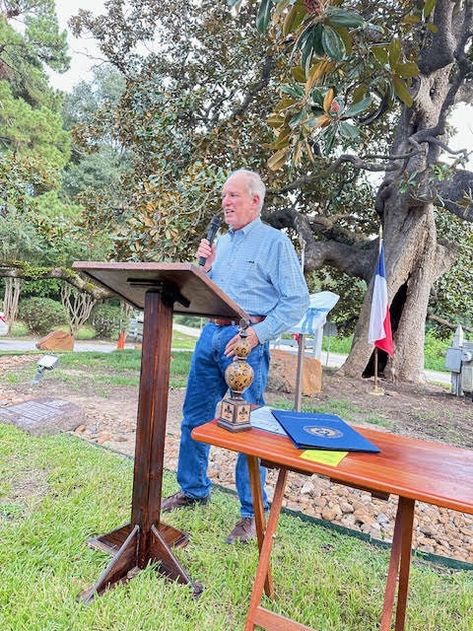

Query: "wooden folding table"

xmin=192 ymin=420 xmax=473 ymax=631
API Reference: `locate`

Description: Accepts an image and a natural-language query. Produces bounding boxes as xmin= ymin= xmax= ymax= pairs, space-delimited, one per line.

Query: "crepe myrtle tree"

xmin=228 ymin=0 xmax=473 ymax=383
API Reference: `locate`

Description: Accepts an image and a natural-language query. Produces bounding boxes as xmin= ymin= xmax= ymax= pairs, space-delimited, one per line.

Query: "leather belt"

xmin=209 ymin=315 xmax=266 ymax=327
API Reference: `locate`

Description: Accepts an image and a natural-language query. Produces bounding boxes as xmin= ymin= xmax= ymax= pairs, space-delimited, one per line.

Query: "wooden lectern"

xmin=72 ymin=262 xmax=247 ymax=602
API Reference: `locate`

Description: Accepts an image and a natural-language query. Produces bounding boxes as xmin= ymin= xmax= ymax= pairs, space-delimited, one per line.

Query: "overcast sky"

xmin=50 ymin=1 xmax=473 ymax=168
xmin=48 ymin=0 xmax=106 ymax=92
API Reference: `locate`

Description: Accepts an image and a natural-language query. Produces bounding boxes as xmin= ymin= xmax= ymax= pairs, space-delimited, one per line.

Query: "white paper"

xmin=250 ymin=406 xmax=287 ymax=436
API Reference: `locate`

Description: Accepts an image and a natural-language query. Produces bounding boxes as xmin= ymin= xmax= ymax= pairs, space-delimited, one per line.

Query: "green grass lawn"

xmin=322 ymin=332 xmax=452 ymax=372
xmin=2 ymin=350 xmax=193 ymax=392
xmin=0 ymin=423 xmax=471 ymax=631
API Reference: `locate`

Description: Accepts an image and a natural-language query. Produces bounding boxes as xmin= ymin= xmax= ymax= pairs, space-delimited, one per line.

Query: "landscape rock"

xmin=267 ymin=349 xmax=322 ymax=395
xmin=36 ymin=330 xmax=74 ymax=351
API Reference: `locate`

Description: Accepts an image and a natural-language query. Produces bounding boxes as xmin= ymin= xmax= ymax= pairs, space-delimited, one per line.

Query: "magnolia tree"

xmin=229 ymin=0 xmax=473 ymax=382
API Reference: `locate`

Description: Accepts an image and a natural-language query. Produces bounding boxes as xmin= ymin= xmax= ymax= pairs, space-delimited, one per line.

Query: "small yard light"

xmin=32 ymin=355 xmax=59 ymax=384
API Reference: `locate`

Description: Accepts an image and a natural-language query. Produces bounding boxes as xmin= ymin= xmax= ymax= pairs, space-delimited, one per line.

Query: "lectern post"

xmin=73 ymin=262 xmax=248 ymax=602
xmin=81 ymin=286 xmax=197 ymax=602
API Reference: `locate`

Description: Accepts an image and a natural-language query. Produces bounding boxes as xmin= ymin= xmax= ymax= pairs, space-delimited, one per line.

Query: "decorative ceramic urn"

xmin=218 ymin=322 xmax=254 ymax=432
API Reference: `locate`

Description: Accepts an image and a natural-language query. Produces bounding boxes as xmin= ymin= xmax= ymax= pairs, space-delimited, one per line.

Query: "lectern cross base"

xmin=80 ymin=520 xmax=201 ymax=603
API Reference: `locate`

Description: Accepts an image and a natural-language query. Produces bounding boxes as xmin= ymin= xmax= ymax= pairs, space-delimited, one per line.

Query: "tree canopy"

xmin=1 ymin=0 xmax=472 ymax=381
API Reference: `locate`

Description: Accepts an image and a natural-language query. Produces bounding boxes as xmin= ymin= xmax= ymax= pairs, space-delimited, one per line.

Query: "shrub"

xmin=75 ymin=325 xmax=98 ymax=340
xmin=9 ymin=321 xmax=29 ymax=337
xmin=19 ymin=297 xmax=67 ymax=335
xmin=91 ymin=303 xmax=128 ymax=339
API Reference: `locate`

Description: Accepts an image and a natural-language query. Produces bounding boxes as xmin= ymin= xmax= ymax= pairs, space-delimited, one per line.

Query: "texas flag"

xmin=368 ymin=242 xmax=394 ymax=356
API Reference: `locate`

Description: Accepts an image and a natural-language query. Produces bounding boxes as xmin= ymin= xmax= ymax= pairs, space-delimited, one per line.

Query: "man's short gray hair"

xmin=229 ymin=169 xmax=266 ymax=211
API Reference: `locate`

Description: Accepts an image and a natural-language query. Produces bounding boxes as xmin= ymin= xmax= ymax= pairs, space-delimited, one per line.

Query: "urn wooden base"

xmin=217 ymin=397 xmax=252 ymax=432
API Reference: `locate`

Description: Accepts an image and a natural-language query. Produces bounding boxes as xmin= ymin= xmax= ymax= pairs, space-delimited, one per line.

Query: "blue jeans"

xmin=177 ymin=322 xmax=270 ymax=518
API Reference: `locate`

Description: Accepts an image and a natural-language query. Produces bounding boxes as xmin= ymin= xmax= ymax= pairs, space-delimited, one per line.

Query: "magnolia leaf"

xmin=393 ymin=76 xmax=413 ymax=107
xmin=424 ymin=0 xmax=437 ymax=19
xmin=283 ymin=1 xmax=305 ymax=36
xmin=289 ymin=109 xmax=308 ymax=128
xmin=316 ymin=113 xmax=332 ymax=128
xmin=326 ymin=7 xmax=365 ymax=28
xmin=304 ymin=139 xmax=316 ymax=163
xmin=321 ymin=25 xmax=346 ymax=61
xmin=256 ymin=0 xmax=274 ymax=33
xmin=393 ymin=61 xmax=420 ymax=78
xmin=267 ymin=113 xmax=286 ymax=127
xmin=311 ymin=87 xmax=324 ymax=106
xmin=403 ymin=14 xmax=421 ymax=25
xmin=275 ymin=96 xmax=297 ymax=111
xmin=426 ymin=23 xmax=439 ymax=32
xmin=352 ymin=84 xmax=367 ymax=103
xmin=292 ymin=65 xmax=306 ymax=82
xmin=323 ymin=126 xmax=337 ymax=153
xmin=345 ymin=95 xmax=372 ymax=117
xmin=267 ymin=147 xmax=289 ymax=170
xmin=301 ymin=24 xmax=324 ymax=70
xmin=323 ymin=87 xmax=335 ymax=112
xmin=293 ymin=141 xmax=303 ymax=164
xmin=271 ymin=129 xmax=291 ymax=150
xmin=281 ymin=84 xmax=305 ymax=99
xmin=388 ymin=38 xmax=401 ymax=66
xmin=338 ymin=121 xmax=359 ymax=140
xmin=305 ymin=59 xmax=332 ymax=93
xmin=332 ymin=25 xmax=352 ymax=56
xmin=371 ymin=45 xmax=388 ymax=65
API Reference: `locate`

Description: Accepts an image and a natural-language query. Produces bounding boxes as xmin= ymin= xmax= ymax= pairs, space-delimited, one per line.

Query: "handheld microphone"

xmin=198 ymin=214 xmax=221 ymax=266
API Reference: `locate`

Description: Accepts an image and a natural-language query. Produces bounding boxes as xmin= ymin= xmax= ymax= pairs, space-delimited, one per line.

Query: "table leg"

xmin=248 ymin=455 xmax=274 ymax=599
xmin=380 ymin=497 xmax=415 ymax=631
xmin=244 ymin=468 xmax=288 ymax=631
xmin=395 ymin=499 xmax=415 ymax=631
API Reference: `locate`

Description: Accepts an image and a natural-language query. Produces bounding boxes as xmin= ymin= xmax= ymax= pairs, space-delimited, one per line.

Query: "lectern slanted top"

xmin=73 ymin=261 xmax=248 ymax=318
xmin=72 ymin=261 xmax=248 ymax=601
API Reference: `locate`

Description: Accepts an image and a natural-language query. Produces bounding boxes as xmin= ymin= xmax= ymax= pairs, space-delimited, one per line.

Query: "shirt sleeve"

xmin=251 ymin=236 xmax=309 ymax=344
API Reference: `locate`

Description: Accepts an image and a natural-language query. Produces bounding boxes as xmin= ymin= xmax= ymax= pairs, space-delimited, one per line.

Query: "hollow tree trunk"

xmin=342 ymin=203 xmax=456 ymax=383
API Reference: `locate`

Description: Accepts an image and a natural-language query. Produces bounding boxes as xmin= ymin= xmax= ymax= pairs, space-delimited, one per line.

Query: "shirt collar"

xmin=229 ymin=217 xmax=262 ymax=237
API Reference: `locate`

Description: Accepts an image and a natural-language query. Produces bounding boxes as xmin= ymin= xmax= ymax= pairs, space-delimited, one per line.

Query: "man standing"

xmin=162 ymin=169 xmax=309 ymax=543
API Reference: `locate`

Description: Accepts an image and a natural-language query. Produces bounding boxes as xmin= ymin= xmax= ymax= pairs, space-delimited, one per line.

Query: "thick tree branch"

xmin=269 ymin=150 xmax=421 ymax=194
xmin=427 ymin=312 xmax=473 ymax=333
xmin=437 ymin=169 xmax=473 ymax=222
xmin=412 ymin=3 xmax=473 ymax=143
xmin=0 ymin=264 xmax=112 ymax=300
xmin=229 ymin=54 xmax=275 ymax=121
xmin=419 ymin=0 xmax=457 ymax=74
xmin=264 ymin=207 xmax=376 ymax=280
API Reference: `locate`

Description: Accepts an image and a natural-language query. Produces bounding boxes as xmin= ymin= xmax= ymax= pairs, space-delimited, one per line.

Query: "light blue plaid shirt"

xmin=209 ymin=218 xmax=309 ymax=344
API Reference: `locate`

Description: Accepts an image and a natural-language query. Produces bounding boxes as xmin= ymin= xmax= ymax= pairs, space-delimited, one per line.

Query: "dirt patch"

xmin=1 ymin=355 xmax=473 ymax=563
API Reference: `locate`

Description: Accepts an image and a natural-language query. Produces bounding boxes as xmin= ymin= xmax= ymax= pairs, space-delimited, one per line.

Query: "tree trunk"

xmin=342 ymin=202 xmax=456 ymax=383
xmin=3 ymin=278 xmax=22 ymax=335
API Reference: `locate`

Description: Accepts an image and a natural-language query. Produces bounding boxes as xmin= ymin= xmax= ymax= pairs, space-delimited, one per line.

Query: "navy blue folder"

xmin=270 ymin=410 xmax=380 ymax=453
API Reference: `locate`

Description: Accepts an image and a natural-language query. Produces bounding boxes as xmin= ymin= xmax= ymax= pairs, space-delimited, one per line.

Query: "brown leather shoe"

xmin=225 ymin=517 xmax=256 ymax=544
xmin=161 ymin=491 xmax=209 ymax=513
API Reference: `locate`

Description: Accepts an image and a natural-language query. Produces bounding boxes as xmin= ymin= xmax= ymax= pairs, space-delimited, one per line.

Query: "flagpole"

xmin=371 ymin=347 xmax=384 ymax=394
xmin=370 ymin=225 xmax=385 ymax=396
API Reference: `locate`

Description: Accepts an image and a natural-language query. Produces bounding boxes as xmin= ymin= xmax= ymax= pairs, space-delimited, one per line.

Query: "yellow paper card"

xmin=300 ymin=450 xmax=348 ymax=467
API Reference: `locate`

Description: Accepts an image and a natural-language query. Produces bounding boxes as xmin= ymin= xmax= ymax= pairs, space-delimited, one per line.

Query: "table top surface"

xmin=192 ymin=421 xmax=473 ymax=514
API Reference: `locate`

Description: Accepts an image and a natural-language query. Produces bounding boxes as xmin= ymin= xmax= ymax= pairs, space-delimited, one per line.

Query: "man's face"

xmin=221 ymin=173 xmax=260 ymax=230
